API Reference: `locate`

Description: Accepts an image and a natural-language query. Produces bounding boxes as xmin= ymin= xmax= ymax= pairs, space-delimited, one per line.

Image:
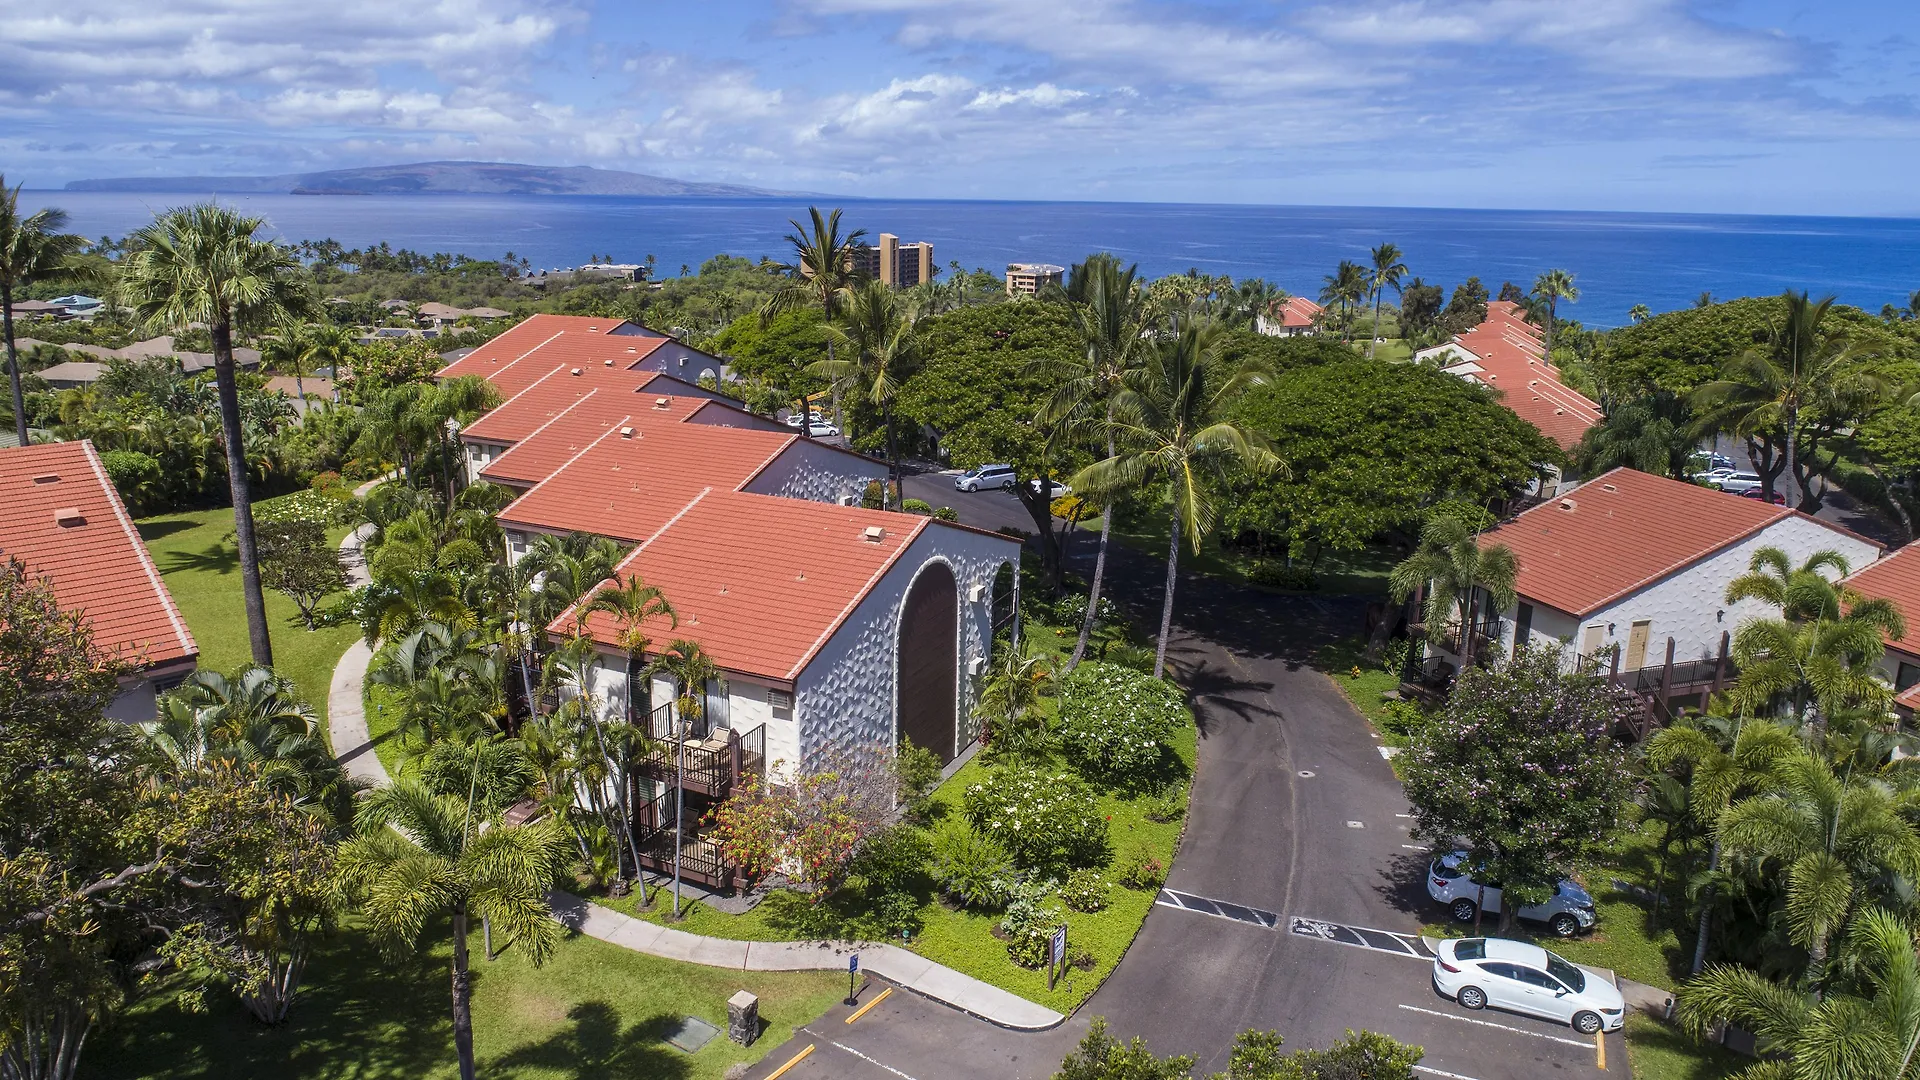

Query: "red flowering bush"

xmin=708 ymin=745 xmax=898 ymax=898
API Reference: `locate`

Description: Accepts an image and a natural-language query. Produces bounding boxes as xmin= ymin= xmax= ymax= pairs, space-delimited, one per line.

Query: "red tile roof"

xmin=1442 ymin=308 xmax=1601 ymax=452
xmin=436 ymin=317 xmax=666 ymax=395
xmin=497 ymin=422 xmax=803 ymax=541
xmin=0 ymin=441 xmax=197 ymax=671
xmin=1276 ymin=296 xmax=1322 ymax=328
xmin=1485 ymin=467 xmax=1877 ymax=617
xmin=1843 ymin=543 xmax=1920 ymax=651
xmin=479 ymin=391 xmax=716 ymax=487
xmin=462 ymin=362 xmax=668 ymax=445
xmin=560 ymin=490 xmax=938 ymax=681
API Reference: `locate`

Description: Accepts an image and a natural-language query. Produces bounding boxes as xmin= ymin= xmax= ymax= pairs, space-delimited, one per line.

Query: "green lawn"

xmin=80 ymin=922 xmax=844 ymax=1080
xmin=138 ymin=507 xmax=362 ymax=728
xmin=599 ymin=719 xmax=1196 ymax=1015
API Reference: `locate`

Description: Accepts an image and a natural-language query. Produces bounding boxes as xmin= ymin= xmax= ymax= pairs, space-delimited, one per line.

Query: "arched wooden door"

xmin=896 ymin=562 xmax=959 ymax=763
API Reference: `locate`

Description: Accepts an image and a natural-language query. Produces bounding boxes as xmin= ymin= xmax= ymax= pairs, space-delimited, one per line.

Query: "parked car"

xmin=1028 ymin=478 xmax=1072 ymax=498
xmin=1432 ymin=937 xmax=1626 ymax=1034
xmin=955 ymin=464 xmax=1017 ymax=492
xmin=1427 ymin=851 xmax=1596 ymax=937
xmin=1690 ymin=450 xmax=1736 ymax=472
xmin=1693 ymin=467 xmax=1738 ymax=485
xmin=1740 ymin=489 xmax=1788 ymax=506
xmin=783 ymin=411 xmax=824 ymax=429
xmin=804 ymin=420 xmax=841 ymax=438
xmin=1713 ymin=471 xmax=1763 ymax=495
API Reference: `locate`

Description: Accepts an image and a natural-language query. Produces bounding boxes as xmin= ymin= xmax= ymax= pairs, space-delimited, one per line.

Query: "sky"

xmin=3 ymin=1 xmax=1918 ymax=215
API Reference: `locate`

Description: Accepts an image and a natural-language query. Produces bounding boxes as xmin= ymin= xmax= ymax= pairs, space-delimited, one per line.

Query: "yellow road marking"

xmin=767 ymin=1044 xmax=815 ymax=1079
xmin=1595 ymin=1029 xmax=1607 ymax=1071
xmin=845 ymin=986 xmax=892 ymax=1024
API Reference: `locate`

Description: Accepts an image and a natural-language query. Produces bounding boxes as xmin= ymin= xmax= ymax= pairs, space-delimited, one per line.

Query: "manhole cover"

xmin=666 ymin=1015 xmax=721 ymax=1053
xmin=1297 ymin=770 xmax=1315 ymax=778
xmin=1346 ymin=820 xmax=1365 ymax=829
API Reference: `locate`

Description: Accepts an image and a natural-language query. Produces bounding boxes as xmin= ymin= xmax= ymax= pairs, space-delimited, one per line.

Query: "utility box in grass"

xmin=727 ymin=991 xmax=759 ymax=1046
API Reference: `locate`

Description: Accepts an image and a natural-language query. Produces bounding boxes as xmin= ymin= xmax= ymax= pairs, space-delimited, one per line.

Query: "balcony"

xmin=1410 ymin=617 xmax=1502 ymax=665
xmin=637 ymin=702 xmax=767 ymax=798
xmin=632 ymin=789 xmax=736 ymax=890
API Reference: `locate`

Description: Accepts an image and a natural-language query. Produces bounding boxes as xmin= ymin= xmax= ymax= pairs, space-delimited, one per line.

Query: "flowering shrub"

xmin=963 ymin=763 xmax=1108 ymax=873
xmin=998 ymin=879 xmax=1064 ymax=968
xmin=1116 ymin=845 xmax=1165 ymax=890
xmin=709 ymin=748 xmax=897 ymax=897
xmin=253 ymin=487 xmax=354 ymax=527
xmin=928 ymin=823 xmax=1017 ymax=910
xmin=1059 ymin=869 xmax=1110 ymax=913
xmin=1058 ymin=662 xmax=1189 ymax=785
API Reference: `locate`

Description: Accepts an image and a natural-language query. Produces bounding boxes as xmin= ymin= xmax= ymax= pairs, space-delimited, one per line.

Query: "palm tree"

xmin=0 ymin=178 xmax=86 ymax=446
xmin=1679 ymin=907 xmax=1920 ymax=1079
xmin=811 ymin=279 xmax=921 ymax=509
xmin=1318 ymin=261 xmax=1368 ymax=342
xmin=1722 ymin=546 xmax=1905 ymax=742
xmin=261 ymin=320 xmax=350 ymax=409
xmin=1628 ymin=304 xmax=1652 ymax=324
xmin=974 ymin=638 xmax=1054 ymax=757
xmin=1530 ymin=269 xmax=1579 ymax=361
xmin=1069 ymin=320 xmax=1278 ymax=678
xmin=1715 ymin=751 xmax=1920 ymax=982
xmin=582 ymin=575 xmax=677 ymax=887
xmin=122 ymin=204 xmax=314 ymax=667
xmin=1647 ymin=714 xmax=1802 ymax=974
xmin=763 ymin=207 xmax=867 ymax=437
xmin=340 ymin=781 xmax=567 ymax=1080
xmin=646 ymin=639 xmax=720 ymax=917
xmin=1387 ymin=513 xmax=1520 ymax=669
xmin=1573 ymin=390 xmax=1698 ymax=479
xmin=1039 ymin=253 xmax=1149 ymax=672
xmin=144 ymin=666 xmax=356 ymax=826
xmin=1366 ymin=243 xmax=1409 ymax=359
xmin=1693 ymin=292 xmax=1883 ymax=511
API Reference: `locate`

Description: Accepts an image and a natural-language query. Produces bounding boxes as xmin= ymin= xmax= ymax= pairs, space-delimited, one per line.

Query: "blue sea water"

xmin=20 ymin=191 xmax=1920 ymax=329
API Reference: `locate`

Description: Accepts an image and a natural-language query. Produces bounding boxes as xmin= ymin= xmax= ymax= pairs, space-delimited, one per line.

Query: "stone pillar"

xmin=728 ymin=990 xmax=759 ymax=1046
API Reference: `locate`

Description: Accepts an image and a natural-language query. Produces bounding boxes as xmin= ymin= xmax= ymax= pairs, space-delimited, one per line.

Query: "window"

xmin=1513 ymin=603 xmax=1533 ymax=660
xmin=703 ymin=678 xmax=728 ymax=733
xmin=1545 ymin=953 xmax=1586 ymax=993
xmin=1515 ymin=968 xmax=1564 ymax=991
xmin=1454 ymin=939 xmax=1486 ymax=961
xmin=1898 ymin=662 xmax=1920 ymax=693
xmin=1480 ymin=963 xmax=1520 ymax=981
xmin=769 ymin=688 xmax=793 ymax=722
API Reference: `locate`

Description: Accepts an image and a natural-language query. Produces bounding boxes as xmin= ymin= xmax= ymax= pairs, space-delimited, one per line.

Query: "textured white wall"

xmin=742 ymin=441 xmax=888 ymax=506
xmin=795 ymin=526 xmax=1019 ymax=767
xmin=1478 ymin=514 xmax=1881 ymax=669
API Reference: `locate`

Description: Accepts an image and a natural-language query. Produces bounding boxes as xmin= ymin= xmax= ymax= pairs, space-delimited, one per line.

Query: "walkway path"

xmin=318 ymin=540 xmax=1064 ymax=1031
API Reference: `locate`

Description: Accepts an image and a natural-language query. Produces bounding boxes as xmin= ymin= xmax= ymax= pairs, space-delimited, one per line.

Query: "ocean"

xmin=19 ymin=191 xmax=1920 ymax=329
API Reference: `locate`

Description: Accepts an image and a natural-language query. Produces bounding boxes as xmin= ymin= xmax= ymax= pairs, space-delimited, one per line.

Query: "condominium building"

xmin=856 ymin=233 xmax=935 ymax=288
xmin=1006 ymin=263 xmax=1065 ymax=297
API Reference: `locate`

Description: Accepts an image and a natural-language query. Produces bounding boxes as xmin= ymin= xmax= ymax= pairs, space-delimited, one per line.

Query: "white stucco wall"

xmin=741 ymin=440 xmax=889 ymax=506
xmin=1469 ymin=514 xmax=1881 ymax=669
xmin=105 ymin=678 xmax=160 ymax=724
xmin=793 ymin=524 xmax=1020 ymax=767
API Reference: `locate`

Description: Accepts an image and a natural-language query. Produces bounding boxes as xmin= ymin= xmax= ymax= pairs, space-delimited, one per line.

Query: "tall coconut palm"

xmin=1715 ymin=751 xmax=1920 ymax=983
xmin=0 ymin=178 xmax=86 ymax=447
xmin=646 ymin=639 xmax=720 ymax=917
xmin=339 ymin=781 xmax=567 ymax=1080
xmin=261 ymin=320 xmax=349 ymax=410
xmin=582 ymin=575 xmax=677 ymax=888
xmin=763 ymin=207 xmax=867 ymax=437
xmin=1628 ymin=304 xmax=1652 ymax=324
xmin=122 ymin=204 xmax=314 ymax=667
xmin=1387 ymin=512 xmax=1520 ymax=669
xmin=1366 ymin=243 xmax=1409 ymax=359
xmin=1038 ymin=253 xmax=1149 ymax=672
xmin=1679 ymin=906 xmax=1920 ymax=1080
xmin=1530 ymin=268 xmax=1579 ymax=361
xmin=1318 ymin=260 xmax=1368 ymax=342
xmin=1069 ymin=320 xmax=1278 ymax=678
xmin=1694 ymin=292 xmax=1884 ymax=511
xmin=1649 ymin=715 xmax=1811 ymax=974
xmin=811 ymin=279 xmax=921 ymax=509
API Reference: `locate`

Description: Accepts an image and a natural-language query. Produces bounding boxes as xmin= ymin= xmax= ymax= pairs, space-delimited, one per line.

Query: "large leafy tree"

xmin=1677 ymin=906 xmax=1920 ymax=1080
xmin=1366 ymin=243 xmax=1409 ymax=359
xmin=1070 ymin=319 xmax=1278 ymax=678
xmin=1400 ymin=648 xmax=1637 ymax=933
xmin=0 ymin=179 xmax=85 ymax=446
xmin=1388 ymin=511 xmax=1519 ymax=669
xmin=121 ymin=204 xmax=315 ymax=667
xmin=813 ymin=279 xmax=922 ymax=508
xmin=763 ymin=207 xmax=867 ymax=435
xmin=339 ymin=781 xmax=567 ymax=1080
xmin=1039 ymin=253 xmax=1150 ymax=671
xmin=1531 ymin=268 xmax=1579 ymax=360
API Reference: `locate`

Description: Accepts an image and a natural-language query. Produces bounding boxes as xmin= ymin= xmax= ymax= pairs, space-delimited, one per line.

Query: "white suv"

xmin=955 ymin=464 xmax=1017 ymax=492
xmin=1432 ymin=937 xmax=1625 ymax=1034
xmin=1427 ymin=851 xmax=1596 ymax=937
xmin=1713 ymin=471 xmax=1763 ymax=495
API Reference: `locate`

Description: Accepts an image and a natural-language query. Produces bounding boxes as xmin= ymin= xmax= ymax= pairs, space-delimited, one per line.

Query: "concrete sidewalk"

xmin=326 ymin=523 xmax=387 ymax=789
xmin=548 ymin=891 xmax=1065 ymax=1031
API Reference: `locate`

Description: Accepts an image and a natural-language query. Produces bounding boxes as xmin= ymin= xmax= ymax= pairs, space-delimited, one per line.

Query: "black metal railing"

xmin=632 ymin=789 xmax=732 ymax=889
xmin=736 ymin=723 xmax=766 ymax=782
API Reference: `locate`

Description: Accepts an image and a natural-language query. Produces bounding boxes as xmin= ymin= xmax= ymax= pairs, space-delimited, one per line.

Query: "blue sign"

xmin=849 ymin=953 xmax=860 ymax=974
xmin=1050 ymin=926 xmax=1067 ymax=966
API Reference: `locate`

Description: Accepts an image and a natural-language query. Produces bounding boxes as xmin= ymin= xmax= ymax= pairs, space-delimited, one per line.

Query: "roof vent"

xmin=569 ymin=367 xmax=583 ymax=376
xmin=796 ymin=572 xmax=806 ymax=582
xmin=863 ymin=526 xmax=886 ymax=543
xmin=1558 ymin=498 xmax=1577 ymax=512
xmin=53 ymin=507 xmax=85 ymax=527
xmin=1601 ymin=483 xmax=1618 ymax=493
xmin=31 ymin=474 xmax=59 ymax=485
xmin=626 ymin=347 xmax=638 ymax=353
xmin=619 ymin=426 xmax=635 ymax=439
xmin=653 ymin=397 xmax=671 ymax=409
xmin=603 ymin=359 xmax=614 ymax=366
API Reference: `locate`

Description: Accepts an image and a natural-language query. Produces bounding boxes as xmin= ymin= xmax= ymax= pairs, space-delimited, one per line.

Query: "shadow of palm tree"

xmin=134 ymin=518 xmax=204 ymax=542
xmin=158 ymin=541 xmax=238 ymax=576
xmin=488 ymin=1002 xmax=693 ymax=1080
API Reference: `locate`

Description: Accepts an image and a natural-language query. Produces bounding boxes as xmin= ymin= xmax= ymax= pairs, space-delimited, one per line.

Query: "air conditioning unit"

xmin=968 ymin=584 xmax=987 ymax=603
xmin=968 ymin=657 xmax=988 ymax=675
xmin=840 ymin=495 xmax=859 ymax=506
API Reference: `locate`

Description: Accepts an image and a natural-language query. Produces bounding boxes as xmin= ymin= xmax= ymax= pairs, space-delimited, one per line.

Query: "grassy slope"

xmin=80 ymin=923 xmax=843 ymax=1080
xmin=138 ymin=508 xmax=361 ymax=728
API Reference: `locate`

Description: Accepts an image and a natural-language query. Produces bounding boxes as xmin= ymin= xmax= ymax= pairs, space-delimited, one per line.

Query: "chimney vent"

xmin=53 ymin=507 xmax=84 ymax=527
xmin=862 ymin=526 xmax=886 ymax=543
xmin=654 ymin=397 xmax=671 ymax=409
xmin=569 ymin=367 xmax=583 ymax=376
xmin=619 ymin=426 xmax=635 ymax=439
xmin=31 ymin=474 xmax=59 ymax=485
xmin=603 ymin=359 xmax=614 ymax=366
xmin=1559 ymin=498 xmax=1577 ymax=512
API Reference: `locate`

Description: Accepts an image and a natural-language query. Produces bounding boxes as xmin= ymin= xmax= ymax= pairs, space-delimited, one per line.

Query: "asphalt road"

xmin=745 ymin=471 xmax=1621 ymax=1080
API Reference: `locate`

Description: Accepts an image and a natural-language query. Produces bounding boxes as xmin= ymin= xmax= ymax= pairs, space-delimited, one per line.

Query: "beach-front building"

xmin=442 ymin=315 xmax=1023 ymax=888
xmin=0 ymin=440 xmax=198 ymax=722
xmin=1006 ymin=263 xmax=1065 ymax=297
xmin=1423 ymin=467 xmax=1880 ymax=729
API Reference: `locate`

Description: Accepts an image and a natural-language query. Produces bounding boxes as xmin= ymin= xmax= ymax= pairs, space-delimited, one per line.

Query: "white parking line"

xmin=800 ymin=1028 xmax=920 ymax=1080
xmin=1395 ymin=1004 xmax=1592 ymax=1049
xmin=1414 ymin=1067 xmax=1484 ymax=1080
xmin=1402 ymin=844 xmax=1430 ymax=851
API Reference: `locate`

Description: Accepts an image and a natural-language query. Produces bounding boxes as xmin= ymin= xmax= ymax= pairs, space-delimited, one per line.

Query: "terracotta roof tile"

xmin=480 ymin=391 xmax=715 ymax=487
xmin=1843 ymin=543 xmax=1920 ymax=650
xmin=1484 ymin=467 xmax=1875 ymax=617
xmin=435 ymin=317 xmax=665 ymax=395
xmin=1277 ymin=296 xmax=1322 ymax=328
xmin=1444 ymin=311 xmax=1600 ymax=452
xmin=0 ymin=441 xmax=197 ymax=670
xmin=462 ymin=362 xmax=667 ymax=444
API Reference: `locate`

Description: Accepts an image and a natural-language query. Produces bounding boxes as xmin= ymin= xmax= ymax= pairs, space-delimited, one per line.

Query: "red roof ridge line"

xmin=83 ymin=439 xmax=196 ymax=662
xmin=554 ymin=487 xmax=715 ymax=635
xmin=465 ymin=363 xmax=569 ymax=433
xmin=787 ymin=515 xmax=932 ymax=680
xmin=497 ymin=415 xmax=633 ymax=527
xmin=478 ymin=388 xmax=602 ymax=479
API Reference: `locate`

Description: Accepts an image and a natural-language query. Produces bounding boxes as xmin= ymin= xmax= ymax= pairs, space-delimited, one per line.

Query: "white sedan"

xmin=1432 ymin=937 xmax=1625 ymax=1034
xmin=803 ymin=420 xmax=840 ymax=437
xmin=1028 ymin=479 xmax=1072 ymax=498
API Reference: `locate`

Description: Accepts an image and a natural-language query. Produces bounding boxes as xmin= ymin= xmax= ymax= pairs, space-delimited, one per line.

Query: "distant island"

xmin=65 ymin=160 xmax=789 ymax=197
